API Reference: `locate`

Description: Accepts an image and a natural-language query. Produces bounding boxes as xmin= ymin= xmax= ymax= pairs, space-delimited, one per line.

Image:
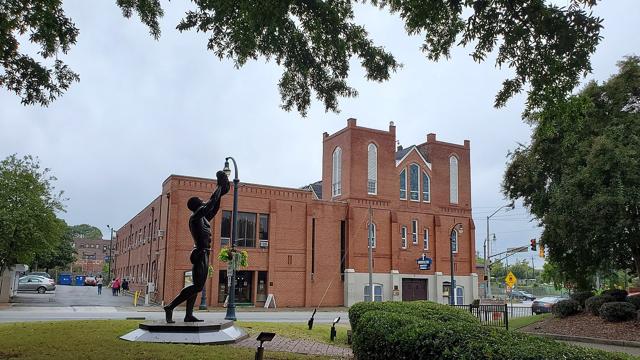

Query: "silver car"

xmin=18 ymin=275 xmax=56 ymax=294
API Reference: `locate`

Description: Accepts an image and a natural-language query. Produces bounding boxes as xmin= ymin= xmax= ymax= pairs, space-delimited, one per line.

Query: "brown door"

xmin=402 ymin=279 xmax=428 ymax=301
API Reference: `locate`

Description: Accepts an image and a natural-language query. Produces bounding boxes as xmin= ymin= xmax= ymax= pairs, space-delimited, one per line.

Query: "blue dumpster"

xmin=58 ymin=273 xmax=72 ymax=285
xmin=74 ymin=275 xmax=86 ymax=286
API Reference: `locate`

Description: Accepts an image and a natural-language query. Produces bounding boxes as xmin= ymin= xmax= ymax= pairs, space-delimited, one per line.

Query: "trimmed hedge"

xmin=602 ymin=289 xmax=628 ymax=302
xmin=570 ymin=290 xmax=594 ymax=308
xmin=552 ymin=299 xmax=580 ymax=318
xmin=585 ymin=295 xmax=616 ymax=316
xmin=348 ymin=300 xmax=477 ymax=333
xmin=600 ymin=302 xmax=637 ymax=322
xmin=627 ymin=295 xmax=640 ymax=310
xmin=351 ymin=309 xmax=631 ymax=360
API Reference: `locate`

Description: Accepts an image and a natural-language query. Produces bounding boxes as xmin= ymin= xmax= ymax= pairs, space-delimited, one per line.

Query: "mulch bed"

xmin=522 ymin=312 xmax=640 ymax=342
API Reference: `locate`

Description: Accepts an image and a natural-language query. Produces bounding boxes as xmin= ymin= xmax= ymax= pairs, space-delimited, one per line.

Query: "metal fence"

xmin=451 ymin=304 xmax=533 ymax=330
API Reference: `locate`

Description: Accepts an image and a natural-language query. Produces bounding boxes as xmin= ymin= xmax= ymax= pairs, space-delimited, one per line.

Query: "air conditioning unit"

xmin=259 ymin=240 xmax=269 ymax=248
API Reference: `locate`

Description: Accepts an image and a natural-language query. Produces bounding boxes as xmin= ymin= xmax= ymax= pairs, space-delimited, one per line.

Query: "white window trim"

xmin=411 ymin=220 xmax=418 ymax=245
xmin=401 ymin=226 xmax=407 ymax=249
xmin=367 ymin=143 xmax=378 ymax=195
xmin=450 ymin=155 xmax=459 ymax=204
xmin=422 ymin=171 xmax=431 ymax=203
xmin=423 ymin=228 xmax=429 ymax=251
xmin=400 ymin=168 xmax=407 ymax=200
xmin=332 ymin=147 xmax=342 ymax=197
xmin=409 ymin=163 xmax=420 ymax=202
xmin=364 ymin=283 xmax=383 ymax=302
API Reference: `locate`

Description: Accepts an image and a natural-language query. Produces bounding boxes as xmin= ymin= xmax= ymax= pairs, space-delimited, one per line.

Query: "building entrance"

xmin=218 ymin=270 xmax=254 ymax=304
xmin=402 ymin=278 xmax=428 ymax=301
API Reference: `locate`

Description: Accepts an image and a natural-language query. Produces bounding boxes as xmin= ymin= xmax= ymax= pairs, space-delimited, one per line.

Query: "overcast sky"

xmin=1 ymin=1 xmax=638 ymax=268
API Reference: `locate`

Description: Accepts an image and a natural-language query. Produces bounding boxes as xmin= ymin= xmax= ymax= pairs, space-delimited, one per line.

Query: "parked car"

xmin=18 ymin=275 xmax=56 ymax=294
xmin=509 ymin=290 xmax=536 ymax=301
xmin=28 ymin=272 xmax=52 ymax=279
xmin=532 ymin=296 xmax=564 ymax=314
xmin=84 ymin=276 xmax=96 ymax=286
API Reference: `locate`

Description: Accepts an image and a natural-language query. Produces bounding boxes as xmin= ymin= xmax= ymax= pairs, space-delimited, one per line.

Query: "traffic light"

xmin=539 ymin=244 xmax=545 ymax=258
xmin=530 ymin=239 xmax=537 ymax=251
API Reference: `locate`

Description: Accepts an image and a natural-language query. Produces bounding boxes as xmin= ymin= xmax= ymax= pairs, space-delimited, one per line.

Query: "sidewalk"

xmin=234 ymin=335 xmax=353 ymax=358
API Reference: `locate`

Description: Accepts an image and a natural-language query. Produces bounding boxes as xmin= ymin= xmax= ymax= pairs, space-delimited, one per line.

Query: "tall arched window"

xmin=409 ymin=163 xmax=420 ymax=201
xmin=332 ymin=147 xmax=342 ymax=197
xmin=422 ymin=171 xmax=430 ymax=202
xmin=367 ymin=143 xmax=377 ymax=195
xmin=400 ymin=168 xmax=407 ymax=199
xmin=450 ymin=156 xmax=458 ymax=204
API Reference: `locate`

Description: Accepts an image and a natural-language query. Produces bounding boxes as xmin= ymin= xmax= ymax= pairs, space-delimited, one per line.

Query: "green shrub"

xmin=602 ymin=289 xmax=629 ymax=302
xmin=552 ymin=299 xmax=580 ymax=318
xmin=627 ymin=295 xmax=640 ymax=310
xmin=585 ymin=295 xmax=616 ymax=316
xmin=570 ymin=290 xmax=594 ymax=308
xmin=348 ymin=301 xmax=477 ymax=333
xmin=352 ymin=309 xmax=631 ymax=360
xmin=600 ymin=302 xmax=637 ymax=322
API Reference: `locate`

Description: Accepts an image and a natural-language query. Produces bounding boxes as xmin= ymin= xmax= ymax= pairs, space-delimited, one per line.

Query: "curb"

xmin=523 ymin=331 xmax=640 ymax=348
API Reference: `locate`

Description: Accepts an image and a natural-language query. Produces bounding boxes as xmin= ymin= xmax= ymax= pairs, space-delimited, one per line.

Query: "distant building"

xmin=72 ymin=237 xmax=113 ymax=275
xmin=115 ymin=119 xmax=477 ymax=307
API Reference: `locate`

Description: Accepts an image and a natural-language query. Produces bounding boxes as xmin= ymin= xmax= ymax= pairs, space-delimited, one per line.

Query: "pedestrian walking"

xmin=112 ymin=277 xmax=121 ymax=296
xmin=96 ymin=275 xmax=103 ymax=295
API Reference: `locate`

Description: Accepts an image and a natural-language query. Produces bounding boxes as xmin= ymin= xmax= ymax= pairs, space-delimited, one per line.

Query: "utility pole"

xmin=367 ymin=206 xmax=374 ymax=302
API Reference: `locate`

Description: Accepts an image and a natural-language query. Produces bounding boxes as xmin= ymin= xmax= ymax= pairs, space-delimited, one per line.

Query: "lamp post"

xmin=450 ymin=223 xmax=464 ymax=305
xmin=485 ymin=202 xmax=515 ymax=298
xmin=107 ymin=225 xmax=115 ymax=282
xmin=223 ymin=157 xmax=239 ymax=321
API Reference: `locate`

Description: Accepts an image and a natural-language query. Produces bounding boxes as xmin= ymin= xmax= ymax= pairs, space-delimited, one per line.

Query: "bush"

xmin=627 ymin=295 xmax=640 ymax=310
xmin=552 ymin=299 xmax=580 ymax=318
xmin=348 ymin=300 xmax=477 ymax=333
xmin=600 ymin=302 xmax=637 ymax=322
xmin=352 ymin=309 xmax=630 ymax=360
xmin=570 ymin=290 xmax=594 ymax=308
xmin=585 ymin=295 xmax=616 ymax=316
xmin=602 ymin=289 xmax=628 ymax=302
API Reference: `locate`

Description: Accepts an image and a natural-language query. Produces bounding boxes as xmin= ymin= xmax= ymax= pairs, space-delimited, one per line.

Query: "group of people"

xmin=97 ymin=276 xmax=129 ymax=296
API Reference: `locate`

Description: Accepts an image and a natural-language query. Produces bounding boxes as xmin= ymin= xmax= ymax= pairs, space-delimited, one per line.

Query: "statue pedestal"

xmin=120 ymin=320 xmax=248 ymax=344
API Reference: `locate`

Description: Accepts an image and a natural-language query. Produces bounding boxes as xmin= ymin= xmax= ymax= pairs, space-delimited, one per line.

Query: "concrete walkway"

xmin=234 ymin=335 xmax=353 ymax=359
xmin=561 ymin=341 xmax=640 ymax=357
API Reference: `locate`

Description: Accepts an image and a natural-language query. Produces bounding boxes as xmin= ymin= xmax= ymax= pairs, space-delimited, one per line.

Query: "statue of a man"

xmin=164 ymin=170 xmax=230 ymax=323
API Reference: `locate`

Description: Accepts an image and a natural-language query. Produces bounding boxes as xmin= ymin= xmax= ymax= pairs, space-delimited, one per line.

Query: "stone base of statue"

xmin=120 ymin=320 xmax=248 ymax=344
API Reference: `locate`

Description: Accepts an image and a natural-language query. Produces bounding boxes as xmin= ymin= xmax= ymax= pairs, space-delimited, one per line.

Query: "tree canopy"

xmin=69 ymin=224 xmax=103 ymax=239
xmin=0 ymin=154 xmax=66 ymax=272
xmin=31 ymin=220 xmax=77 ymax=272
xmin=2 ymin=1 xmax=602 ymax=115
xmin=503 ymin=56 xmax=640 ymax=289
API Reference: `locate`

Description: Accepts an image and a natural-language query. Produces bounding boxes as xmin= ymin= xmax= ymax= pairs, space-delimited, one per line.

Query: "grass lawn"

xmin=0 ymin=320 xmax=339 ymax=360
xmin=509 ymin=313 xmax=551 ymax=330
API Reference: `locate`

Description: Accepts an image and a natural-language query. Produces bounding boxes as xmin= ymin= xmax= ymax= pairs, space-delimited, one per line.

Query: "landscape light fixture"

xmin=330 ymin=317 xmax=341 ymax=341
xmin=308 ymin=308 xmax=317 ymax=330
xmin=255 ymin=332 xmax=276 ymax=360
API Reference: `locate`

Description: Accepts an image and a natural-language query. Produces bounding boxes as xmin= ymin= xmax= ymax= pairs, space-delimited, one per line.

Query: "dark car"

xmin=509 ymin=290 xmax=536 ymax=301
xmin=532 ymin=296 xmax=564 ymax=314
xmin=18 ymin=275 xmax=56 ymax=294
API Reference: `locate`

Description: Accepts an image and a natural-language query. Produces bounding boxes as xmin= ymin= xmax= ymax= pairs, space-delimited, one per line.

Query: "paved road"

xmin=14 ymin=284 xmax=134 ymax=307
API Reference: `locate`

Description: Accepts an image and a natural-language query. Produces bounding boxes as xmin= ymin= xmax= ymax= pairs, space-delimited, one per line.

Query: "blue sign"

xmin=416 ymin=254 xmax=432 ymax=270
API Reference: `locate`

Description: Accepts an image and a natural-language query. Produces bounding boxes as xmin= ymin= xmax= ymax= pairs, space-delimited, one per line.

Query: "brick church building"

xmin=114 ymin=119 xmax=477 ymax=307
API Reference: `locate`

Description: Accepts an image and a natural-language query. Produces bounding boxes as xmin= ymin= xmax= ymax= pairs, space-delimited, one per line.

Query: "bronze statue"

xmin=164 ymin=170 xmax=230 ymax=323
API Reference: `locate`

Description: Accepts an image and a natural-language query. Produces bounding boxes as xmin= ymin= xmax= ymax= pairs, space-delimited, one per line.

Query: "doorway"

xmin=402 ymin=278 xmax=428 ymax=301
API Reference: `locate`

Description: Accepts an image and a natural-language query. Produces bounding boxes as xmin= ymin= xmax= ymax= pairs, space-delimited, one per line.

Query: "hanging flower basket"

xmin=218 ymin=247 xmax=248 ymax=268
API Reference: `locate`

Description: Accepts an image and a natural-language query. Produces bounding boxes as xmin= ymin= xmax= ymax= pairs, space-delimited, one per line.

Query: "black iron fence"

xmin=451 ymin=304 xmax=533 ymax=330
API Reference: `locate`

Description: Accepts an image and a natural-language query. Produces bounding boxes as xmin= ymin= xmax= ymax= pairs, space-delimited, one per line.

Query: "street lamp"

xmin=450 ymin=223 xmax=464 ymax=305
xmin=485 ymin=202 xmax=515 ymax=298
xmin=107 ymin=225 xmax=115 ymax=282
xmin=223 ymin=157 xmax=239 ymax=321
